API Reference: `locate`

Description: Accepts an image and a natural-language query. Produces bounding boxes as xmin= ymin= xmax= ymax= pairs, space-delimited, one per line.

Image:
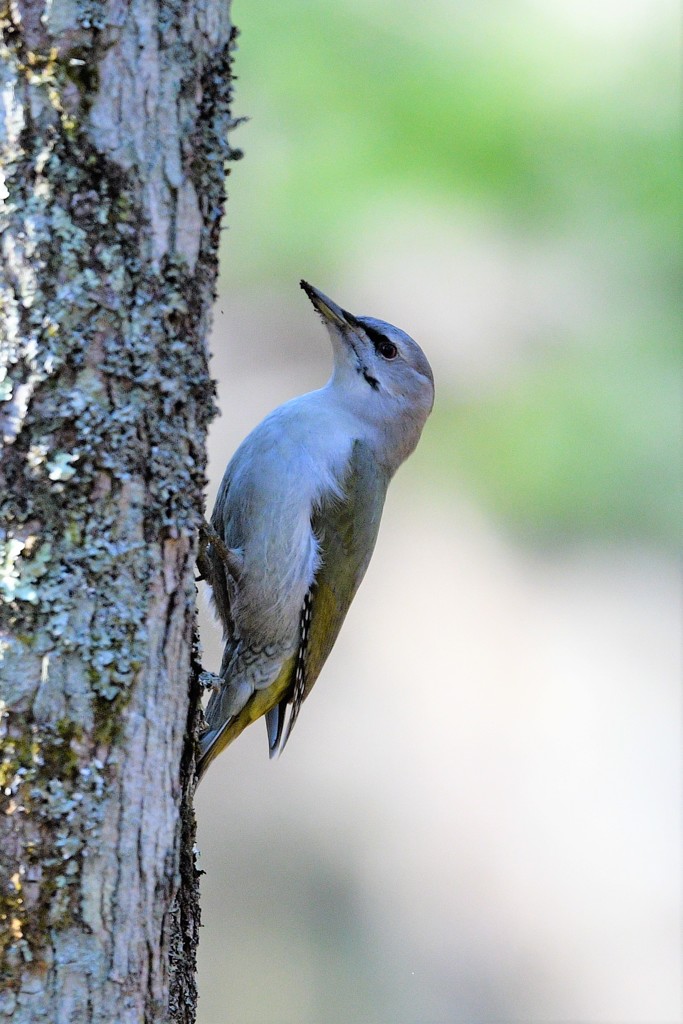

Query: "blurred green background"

xmin=195 ymin=1 xmax=681 ymax=1021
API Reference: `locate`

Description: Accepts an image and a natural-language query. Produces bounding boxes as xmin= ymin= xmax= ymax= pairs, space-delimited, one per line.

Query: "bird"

xmin=196 ymin=280 xmax=434 ymax=779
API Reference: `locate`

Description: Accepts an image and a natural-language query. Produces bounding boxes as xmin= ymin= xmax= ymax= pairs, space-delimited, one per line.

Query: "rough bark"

xmin=0 ymin=0 xmax=237 ymax=1020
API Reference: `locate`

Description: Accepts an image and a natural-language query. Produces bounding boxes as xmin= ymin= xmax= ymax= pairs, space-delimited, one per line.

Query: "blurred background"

xmin=194 ymin=1 xmax=681 ymax=1021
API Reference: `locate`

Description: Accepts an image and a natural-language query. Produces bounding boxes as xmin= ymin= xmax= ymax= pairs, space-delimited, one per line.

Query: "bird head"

xmin=300 ymin=280 xmax=434 ymax=470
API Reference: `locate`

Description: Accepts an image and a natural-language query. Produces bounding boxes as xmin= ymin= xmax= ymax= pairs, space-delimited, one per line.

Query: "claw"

xmin=199 ymin=670 xmax=223 ymax=696
xmin=198 ymin=520 xmax=243 ymax=580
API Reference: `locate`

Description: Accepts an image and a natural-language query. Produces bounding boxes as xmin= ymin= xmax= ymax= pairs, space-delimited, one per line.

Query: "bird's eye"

xmin=377 ymin=340 xmax=398 ymax=360
xmin=362 ymin=323 xmax=399 ymax=360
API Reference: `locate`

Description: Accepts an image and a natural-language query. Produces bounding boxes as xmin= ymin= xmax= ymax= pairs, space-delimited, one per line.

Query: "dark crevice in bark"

xmin=168 ymin=617 xmax=204 ymax=1024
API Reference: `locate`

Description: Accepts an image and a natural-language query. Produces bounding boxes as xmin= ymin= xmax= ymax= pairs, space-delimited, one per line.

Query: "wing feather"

xmin=276 ymin=439 xmax=389 ymax=753
xmin=199 ymin=439 xmax=390 ymax=770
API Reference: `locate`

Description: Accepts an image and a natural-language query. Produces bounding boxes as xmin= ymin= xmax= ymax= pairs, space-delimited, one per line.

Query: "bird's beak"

xmin=300 ymin=280 xmax=352 ymax=330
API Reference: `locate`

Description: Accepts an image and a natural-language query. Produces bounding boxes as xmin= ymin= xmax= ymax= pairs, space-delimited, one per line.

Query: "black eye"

xmin=362 ymin=322 xmax=399 ymax=360
xmin=377 ymin=340 xmax=398 ymax=360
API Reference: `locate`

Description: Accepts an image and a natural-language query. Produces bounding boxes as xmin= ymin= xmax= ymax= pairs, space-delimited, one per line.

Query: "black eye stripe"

xmin=361 ymin=324 xmax=398 ymax=360
xmin=363 ymin=324 xmax=388 ymax=348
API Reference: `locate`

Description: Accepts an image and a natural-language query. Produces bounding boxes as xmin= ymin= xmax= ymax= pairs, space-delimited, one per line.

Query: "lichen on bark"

xmin=0 ymin=0 xmax=237 ymax=1019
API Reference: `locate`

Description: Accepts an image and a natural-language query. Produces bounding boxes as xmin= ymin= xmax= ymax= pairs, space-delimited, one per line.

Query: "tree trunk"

xmin=0 ymin=0 xmax=236 ymax=1020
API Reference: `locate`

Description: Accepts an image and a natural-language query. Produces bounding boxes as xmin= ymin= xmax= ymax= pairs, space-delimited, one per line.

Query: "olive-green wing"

xmin=270 ymin=439 xmax=390 ymax=754
xmin=198 ymin=649 xmax=297 ymax=778
xmin=306 ymin=439 xmax=389 ymax=695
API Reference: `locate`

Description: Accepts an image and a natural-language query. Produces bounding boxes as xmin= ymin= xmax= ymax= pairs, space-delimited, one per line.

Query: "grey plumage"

xmin=197 ymin=281 xmax=434 ymax=778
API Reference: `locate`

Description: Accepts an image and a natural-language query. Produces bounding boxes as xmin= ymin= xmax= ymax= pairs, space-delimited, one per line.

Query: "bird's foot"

xmin=197 ymin=520 xmax=243 ymax=581
xmin=199 ymin=670 xmax=223 ymax=696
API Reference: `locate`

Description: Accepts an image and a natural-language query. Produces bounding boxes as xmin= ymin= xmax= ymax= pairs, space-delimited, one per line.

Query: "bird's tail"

xmin=196 ymin=719 xmax=243 ymax=782
xmin=196 ymin=675 xmax=254 ymax=782
xmin=195 ymin=652 xmax=298 ymax=782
